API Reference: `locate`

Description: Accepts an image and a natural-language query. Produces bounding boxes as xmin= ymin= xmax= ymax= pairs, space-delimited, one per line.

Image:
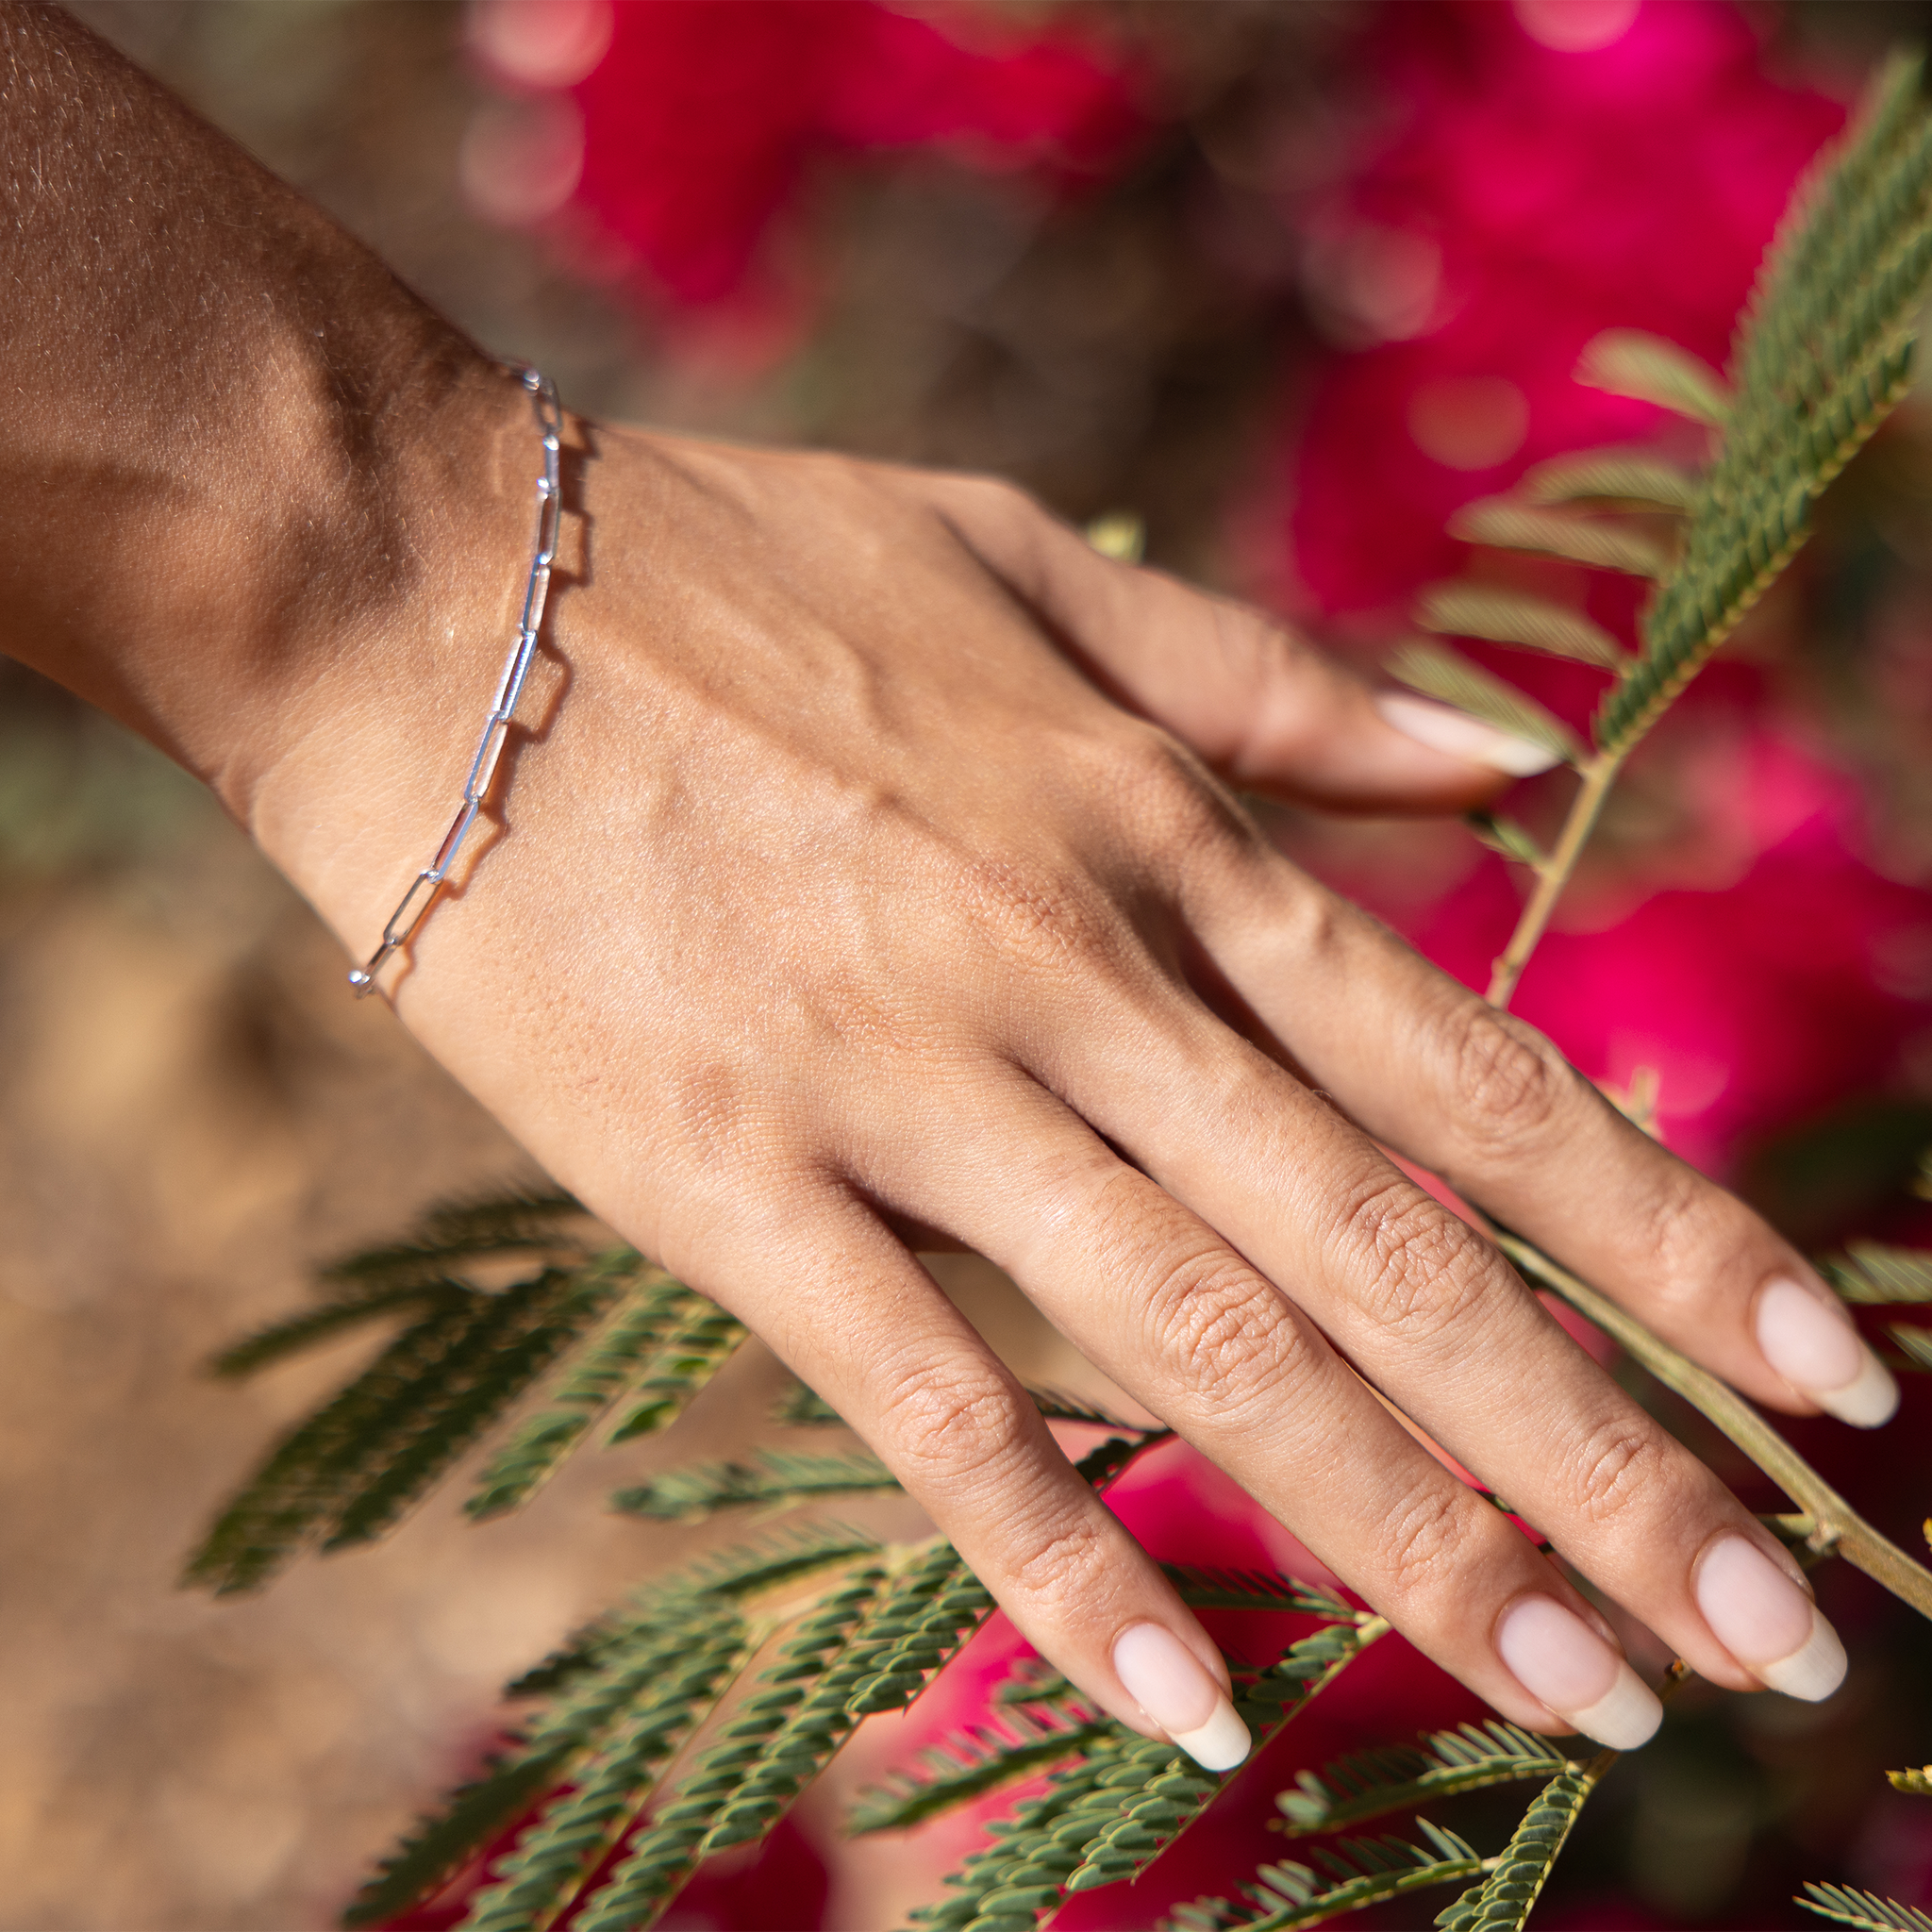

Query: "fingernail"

xmin=1496 ymin=1595 xmax=1661 ymax=1749
xmin=1374 ymin=691 xmax=1564 ymax=777
xmin=1756 ymin=1276 xmax=1898 ymax=1427
xmin=1695 ymin=1535 xmax=1847 ymax=1701
xmin=1112 ymin=1624 xmax=1251 ymax=1773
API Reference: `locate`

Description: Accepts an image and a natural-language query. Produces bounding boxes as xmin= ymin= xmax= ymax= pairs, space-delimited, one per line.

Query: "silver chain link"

xmin=350 ymin=366 xmax=562 ymax=996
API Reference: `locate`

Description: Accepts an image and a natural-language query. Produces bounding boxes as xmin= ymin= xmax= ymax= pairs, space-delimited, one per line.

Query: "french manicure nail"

xmin=1496 ymin=1595 xmax=1661 ymax=1749
xmin=1112 ymin=1624 xmax=1251 ymax=1773
xmin=1756 ymin=1276 xmax=1898 ymax=1427
xmin=1695 ymin=1535 xmax=1847 ymax=1701
xmin=1374 ymin=691 xmax=1564 ymax=777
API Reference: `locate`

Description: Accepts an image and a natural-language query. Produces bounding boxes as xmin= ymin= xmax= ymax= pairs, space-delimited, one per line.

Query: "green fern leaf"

xmin=460 ymin=1613 xmax=758 ymax=1932
xmin=1575 ymin=328 xmax=1731 ymax=426
xmin=1463 ymin=810 xmax=1548 ymax=868
xmin=1447 ymin=499 xmax=1668 ymax=577
xmin=610 ymin=1448 xmax=902 ymax=1522
xmin=773 ymin=1380 xmax=846 ymax=1426
xmin=1597 ymin=58 xmax=1932 ymax=755
xmin=466 ymin=1269 xmax=701 ymax=1519
xmin=1519 ymin=446 xmax=1699 ymax=511
xmin=1889 ymin=1325 xmax=1932 ymax=1372
xmin=187 ymin=1267 xmax=617 ymax=1592
xmin=207 ymin=1279 xmax=471 ymax=1378
xmin=341 ymin=1744 xmax=575 ymax=1929
xmin=1387 ymin=642 xmax=1583 ymax=765
xmin=1888 ymin=1765 xmax=1932 ymax=1796
xmin=1163 ymin=1821 xmax=1491 ymax=1932
xmin=606 ymin=1298 xmax=746 ymax=1442
xmin=1825 ymin=1241 xmax=1932 ymax=1304
xmin=1435 ymin=1760 xmax=1605 ymax=1932
xmin=1160 ymin=1567 xmax=1357 ymax=1618
xmin=1276 ymin=1723 xmax=1574 ymax=1838
xmin=324 ymin=1269 xmax=617 ymax=1551
xmin=848 ymin=1699 xmax=1113 ymax=1835
xmin=1798 ymin=1882 xmax=1932 ymax=1932
xmin=1417 ymin=584 xmax=1624 ymax=668
xmin=1060 ymin=1617 xmax=1391 ymax=1895
xmin=320 ymin=1190 xmax=587 ymax=1291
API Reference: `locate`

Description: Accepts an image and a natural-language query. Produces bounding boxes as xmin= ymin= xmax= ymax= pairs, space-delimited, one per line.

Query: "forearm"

xmin=0 ymin=0 xmax=516 ymax=823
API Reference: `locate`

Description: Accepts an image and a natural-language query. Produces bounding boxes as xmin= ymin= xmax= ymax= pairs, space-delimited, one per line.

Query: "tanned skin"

xmin=0 ymin=0 xmax=1872 ymax=1757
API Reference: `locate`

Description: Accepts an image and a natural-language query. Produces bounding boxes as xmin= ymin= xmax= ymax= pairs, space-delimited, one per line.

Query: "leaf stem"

xmin=1485 ymin=751 xmax=1623 ymax=1009
xmin=1494 ymin=1230 xmax=1932 ymax=1622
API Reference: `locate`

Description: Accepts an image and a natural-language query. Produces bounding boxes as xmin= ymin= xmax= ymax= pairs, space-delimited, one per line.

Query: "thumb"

xmin=928 ymin=476 xmax=1560 ymax=813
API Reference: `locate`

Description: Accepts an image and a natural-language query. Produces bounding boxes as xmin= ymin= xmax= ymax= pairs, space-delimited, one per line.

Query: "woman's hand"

xmin=249 ymin=373 xmax=1889 ymax=1767
xmin=1 ymin=0 xmax=1887 ymax=1775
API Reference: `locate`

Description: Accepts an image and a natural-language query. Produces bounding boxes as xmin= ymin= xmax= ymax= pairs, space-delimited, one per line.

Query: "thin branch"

xmin=1485 ymin=752 xmax=1622 ymax=1009
xmin=1494 ymin=1231 xmax=1932 ymax=1622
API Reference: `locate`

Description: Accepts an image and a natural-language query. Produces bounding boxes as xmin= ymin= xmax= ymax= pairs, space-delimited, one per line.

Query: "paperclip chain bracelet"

xmin=349 ymin=366 xmax=562 ymax=996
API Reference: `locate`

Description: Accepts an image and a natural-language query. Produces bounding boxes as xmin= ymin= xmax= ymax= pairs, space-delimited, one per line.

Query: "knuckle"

xmin=1632 ymin=1164 xmax=1729 ymax=1324
xmin=1560 ymin=1413 xmax=1674 ymax=1529
xmin=874 ymin=1357 xmax=1031 ymax=1491
xmin=952 ymin=849 xmax=1128 ymax=981
xmin=1441 ymin=1003 xmax=1573 ymax=1158
xmin=1140 ymin=1243 xmax=1308 ymax=1414
xmin=1098 ymin=725 xmax=1247 ymax=859
xmin=1000 ymin=1511 xmax=1113 ymax=1622
xmin=1331 ymin=1174 xmax=1495 ymax=1345
xmin=1381 ymin=1480 xmax=1475 ymax=1601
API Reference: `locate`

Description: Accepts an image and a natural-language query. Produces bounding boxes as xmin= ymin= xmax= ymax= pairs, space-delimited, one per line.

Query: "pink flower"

xmin=472 ymin=0 xmax=1145 ymax=311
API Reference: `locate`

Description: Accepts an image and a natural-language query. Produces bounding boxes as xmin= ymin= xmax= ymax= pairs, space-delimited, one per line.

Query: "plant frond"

xmin=1054 ymin=1615 xmax=1391 ymax=1898
xmin=466 ymin=1270 xmax=705 ymax=1519
xmin=1825 ymin=1241 xmax=1932 ymax=1304
xmin=1446 ymin=499 xmax=1667 ymax=578
xmin=848 ymin=1700 xmax=1112 ymax=1835
xmin=207 ymin=1278 xmax=471 ymax=1379
xmin=1889 ymin=1324 xmax=1932 ymax=1372
xmin=1276 ymin=1723 xmax=1574 ymax=1838
xmin=1161 ymin=1566 xmax=1357 ymax=1618
xmin=1417 ymin=583 xmax=1624 ymax=669
xmin=1464 ymin=810 xmax=1548 ymax=869
xmin=1434 ymin=1761 xmax=1604 ymax=1932
xmin=320 ymin=1189 xmax=588 ymax=1291
xmin=341 ymin=1744 xmax=575 ymax=1928
xmin=1798 ymin=1882 xmax=1932 ymax=1932
xmin=1575 ymin=328 xmax=1731 ymax=425
xmin=572 ymin=1538 xmax=997 ymax=1931
xmin=1163 ymin=1821 xmax=1490 ymax=1932
xmin=773 ymin=1380 xmax=846 ymax=1426
xmin=605 ymin=1298 xmax=746 ymax=1442
xmin=187 ymin=1267 xmax=617 ymax=1594
xmin=457 ymin=1611 xmax=756 ymax=1932
xmin=1596 ymin=58 xmax=1932 ymax=756
xmin=610 ymin=1448 xmax=902 ymax=1522
xmin=324 ymin=1270 xmax=617 ymax=1552
xmin=1889 ymin=1765 xmax=1932 ymax=1796
xmin=1387 ymin=642 xmax=1584 ymax=765
xmin=1519 ymin=446 xmax=1699 ymax=511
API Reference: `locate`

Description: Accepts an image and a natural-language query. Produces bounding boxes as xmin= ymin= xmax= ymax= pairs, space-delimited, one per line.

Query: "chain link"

xmin=350 ymin=366 xmax=562 ymax=996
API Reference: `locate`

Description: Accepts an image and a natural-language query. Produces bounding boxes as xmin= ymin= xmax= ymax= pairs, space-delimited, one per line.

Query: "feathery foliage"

xmin=1433 ymin=1760 xmax=1606 ymax=1932
xmin=187 ymin=1264 xmax=617 ymax=1594
xmin=1798 ymin=1884 xmax=1932 ymax=1932
xmin=1274 ymin=1723 xmax=1575 ymax=1838
xmin=1825 ymin=1240 xmax=1932 ymax=1303
xmin=1519 ymin=445 xmax=1699 ymax=510
xmin=469 ymin=1272 xmax=741 ymax=1518
xmin=1445 ymin=499 xmax=1668 ymax=577
xmin=1387 ymin=641 xmax=1582 ymax=764
xmin=1417 ymin=583 xmax=1625 ymax=669
xmin=1574 ymin=327 xmax=1731 ymax=425
xmin=1889 ymin=1765 xmax=1932 ymax=1795
xmin=1164 ymin=1822 xmax=1491 ymax=1932
xmin=606 ymin=1296 xmax=746 ymax=1441
xmin=610 ymin=1447 xmax=902 ymax=1520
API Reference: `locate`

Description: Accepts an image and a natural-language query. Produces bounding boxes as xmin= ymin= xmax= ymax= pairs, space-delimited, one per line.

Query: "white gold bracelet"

xmin=349 ymin=366 xmax=562 ymax=996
